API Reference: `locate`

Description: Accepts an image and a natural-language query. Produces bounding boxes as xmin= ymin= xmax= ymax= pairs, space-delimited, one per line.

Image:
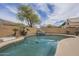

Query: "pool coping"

xmin=0 ymin=33 xmax=36 ymax=48
xmin=0 ymin=34 xmax=76 ymax=48
xmin=0 ymin=33 xmax=77 ymax=55
xmin=0 ymin=37 xmax=25 ymax=48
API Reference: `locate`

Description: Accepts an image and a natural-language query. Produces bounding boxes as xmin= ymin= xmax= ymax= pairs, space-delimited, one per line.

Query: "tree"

xmin=47 ymin=24 xmax=53 ymax=28
xmin=17 ymin=5 xmax=40 ymax=27
xmin=13 ymin=28 xmax=18 ymax=36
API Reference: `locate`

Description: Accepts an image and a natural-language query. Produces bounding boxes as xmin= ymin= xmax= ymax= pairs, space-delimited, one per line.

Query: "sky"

xmin=0 ymin=3 xmax=79 ymax=26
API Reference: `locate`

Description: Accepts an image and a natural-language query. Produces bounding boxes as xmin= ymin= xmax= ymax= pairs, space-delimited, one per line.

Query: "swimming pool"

xmin=0 ymin=35 xmax=68 ymax=56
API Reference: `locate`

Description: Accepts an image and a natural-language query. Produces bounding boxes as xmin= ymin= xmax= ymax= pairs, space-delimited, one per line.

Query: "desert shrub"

xmin=47 ymin=24 xmax=53 ymax=28
xmin=13 ymin=28 xmax=18 ymax=36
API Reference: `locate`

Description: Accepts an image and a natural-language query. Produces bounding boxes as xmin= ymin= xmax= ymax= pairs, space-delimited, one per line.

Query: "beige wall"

xmin=41 ymin=27 xmax=66 ymax=34
xmin=0 ymin=24 xmax=77 ymax=37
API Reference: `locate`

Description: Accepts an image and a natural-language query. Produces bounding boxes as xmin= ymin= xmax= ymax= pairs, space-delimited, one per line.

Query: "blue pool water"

xmin=0 ymin=35 xmax=68 ymax=56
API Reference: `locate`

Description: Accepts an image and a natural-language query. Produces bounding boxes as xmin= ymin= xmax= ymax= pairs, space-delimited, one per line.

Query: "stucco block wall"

xmin=41 ymin=28 xmax=66 ymax=34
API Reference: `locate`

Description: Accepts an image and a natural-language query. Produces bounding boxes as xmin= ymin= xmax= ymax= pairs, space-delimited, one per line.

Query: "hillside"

xmin=0 ymin=19 xmax=21 ymax=37
xmin=0 ymin=19 xmax=22 ymax=26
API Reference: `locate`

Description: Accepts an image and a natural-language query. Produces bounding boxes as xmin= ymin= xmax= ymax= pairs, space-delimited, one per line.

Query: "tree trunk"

xmin=29 ymin=20 xmax=33 ymax=27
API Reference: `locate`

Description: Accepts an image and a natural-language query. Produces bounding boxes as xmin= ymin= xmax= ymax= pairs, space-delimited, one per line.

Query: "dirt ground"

xmin=0 ymin=25 xmax=37 ymax=37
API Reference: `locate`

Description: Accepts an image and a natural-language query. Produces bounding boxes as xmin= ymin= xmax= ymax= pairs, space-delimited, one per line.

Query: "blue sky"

xmin=0 ymin=3 xmax=79 ymax=26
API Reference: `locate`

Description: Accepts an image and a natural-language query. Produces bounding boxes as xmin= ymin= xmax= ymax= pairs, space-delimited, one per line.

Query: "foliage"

xmin=13 ymin=28 xmax=18 ymax=36
xmin=17 ymin=5 xmax=40 ymax=27
xmin=47 ymin=24 xmax=53 ymax=28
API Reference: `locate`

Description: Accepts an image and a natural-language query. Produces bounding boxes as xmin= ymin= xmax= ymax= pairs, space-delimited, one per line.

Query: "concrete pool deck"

xmin=0 ymin=36 xmax=25 ymax=48
xmin=55 ymin=36 xmax=79 ymax=56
